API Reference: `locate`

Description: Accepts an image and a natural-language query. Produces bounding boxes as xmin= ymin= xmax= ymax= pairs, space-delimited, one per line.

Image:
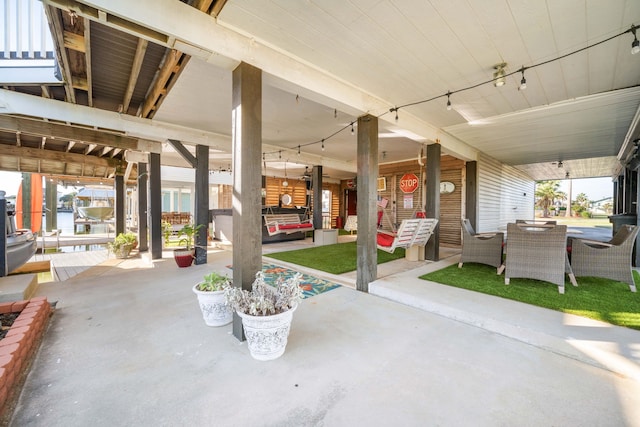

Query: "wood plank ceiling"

xmin=0 ymin=0 xmax=228 ymax=185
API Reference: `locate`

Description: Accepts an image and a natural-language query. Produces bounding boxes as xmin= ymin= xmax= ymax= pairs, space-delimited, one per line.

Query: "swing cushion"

xmin=377 ymin=232 xmax=395 ymax=248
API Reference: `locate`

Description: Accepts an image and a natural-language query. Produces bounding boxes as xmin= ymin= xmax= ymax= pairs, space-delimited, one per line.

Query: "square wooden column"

xmin=114 ymin=174 xmax=125 ymax=235
xmin=194 ymin=144 xmax=209 ymax=265
xmin=356 ymin=114 xmax=378 ymax=292
xmin=0 ymin=192 xmax=7 ymax=277
xmin=465 ymin=161 xmax=478 ymax=230
xmin=137 ymin=162 xmax=148 ymax=252
xmin=232 ymin=62 xmax=262 ymax=341
xmin=312 ymin=165 xmax=323 ymax=230
xmin=45 ymin=179 xmax=57 ymax=232
xmin=149 ymin=152 xmax=162 ymax=259
xmin=425 ymin=143 xmax=441 ymax=261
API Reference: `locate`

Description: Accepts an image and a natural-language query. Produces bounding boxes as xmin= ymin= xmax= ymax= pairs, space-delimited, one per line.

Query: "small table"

xmin=314 ymin=229 xmax=338 ymax=246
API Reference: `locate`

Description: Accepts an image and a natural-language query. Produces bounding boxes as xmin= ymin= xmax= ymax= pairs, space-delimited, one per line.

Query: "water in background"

xmin=54 ymin=211 xmax=113 ymax=236
xmin=44 ymin=211 xmax=111 ymax=253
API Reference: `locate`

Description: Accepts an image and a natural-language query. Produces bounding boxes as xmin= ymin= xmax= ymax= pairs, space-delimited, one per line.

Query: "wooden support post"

xmin=465 ymin=161 xmax=477 ymax=230
xmin=114 ymin=174 xmax=125 ymax=235
xmin=149 ymin=152 xmax=162 ymax=259
xmin=425 ymin=143 xmax=441 ymax=261
xmin=231 ymin=62 xmax=262 ymax=341
xmin=22 ymin=173 xmax=32 ymax=231
xmin=137 ymin=162 xmax=148 ymax=252
xmin=0 ymin=192 xmax=7 ymax=277
xmin=45 ymin=179 xmax=58 ymax=232
xmin=194 ymin=144 xmax=209 ymax=265
xmin=312 ymin=165 xmax=323 ymax=231
xmin=356 ymin=114 xmax=378 ymax=292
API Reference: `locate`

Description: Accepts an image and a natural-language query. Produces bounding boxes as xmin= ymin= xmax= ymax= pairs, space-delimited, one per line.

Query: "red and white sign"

xmin=399 ymin=173 xmax=419 ymax=193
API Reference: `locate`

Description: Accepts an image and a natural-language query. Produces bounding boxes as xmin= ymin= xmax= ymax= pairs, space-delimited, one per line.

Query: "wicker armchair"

xmin=571 ymin=224 xmax=639 ymax=292
xmin=504 ymin=223 xmax=577 ymax=294
xmin=458 ymin=219 xmax=504 ymax=273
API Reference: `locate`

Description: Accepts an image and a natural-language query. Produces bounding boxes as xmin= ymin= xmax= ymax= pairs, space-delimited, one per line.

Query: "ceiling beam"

xmin=0 ymin=144 xmax=119 ymax=168
xmin=63 ymin=29 xmax=85 ymax=52
xmin=42 ymin=0 xmax=477 ymax=161
xmin=0 ymin=88 xmax=226 ymax=149
xmin=44 ymin=5 xmax=76 ymax=104
xmin=140 ymin=49 xmax=190 ymax=118
xmin=84 ymin=17 xmax=93 ymax=107
xmin=0 ymin=115 xmax=139 ymax=150
xmin=122 ymin=38 xmax=148 ymax=113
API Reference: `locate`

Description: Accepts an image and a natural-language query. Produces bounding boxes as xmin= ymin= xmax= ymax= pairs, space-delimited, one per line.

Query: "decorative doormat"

xmin=226 ymin=263 xmax=341 ymax=299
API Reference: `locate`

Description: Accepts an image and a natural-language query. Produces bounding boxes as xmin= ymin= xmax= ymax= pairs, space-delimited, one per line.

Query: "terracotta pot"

xmin=174 ymin=248 xmax=194 ymax=267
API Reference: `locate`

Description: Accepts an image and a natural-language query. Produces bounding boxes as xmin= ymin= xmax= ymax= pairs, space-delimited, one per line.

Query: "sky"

xmin=0 ymin=171 xmax=615 ymax=202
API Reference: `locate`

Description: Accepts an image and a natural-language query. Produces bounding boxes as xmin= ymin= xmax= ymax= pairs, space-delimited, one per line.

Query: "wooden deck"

xmin=29 ymin=250 xmax=109 ymax=282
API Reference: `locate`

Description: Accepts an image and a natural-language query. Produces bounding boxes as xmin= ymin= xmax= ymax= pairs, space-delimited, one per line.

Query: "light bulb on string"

xmin=321 ymin=139 xmax=325 ymax=151
xmin=351 ymin=123 xmax=355 ymax=135
xmin=632 ymin=25 xmax=640 ymax=54
xmin=519 ymin=67 xmax=527 ymax=90
xmin=446 ymin=92 xmax=452 ymax=111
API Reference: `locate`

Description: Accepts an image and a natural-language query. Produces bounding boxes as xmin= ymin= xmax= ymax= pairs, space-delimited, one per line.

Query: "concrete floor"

xmin=8 ymin=235 xmax=640 ymax=426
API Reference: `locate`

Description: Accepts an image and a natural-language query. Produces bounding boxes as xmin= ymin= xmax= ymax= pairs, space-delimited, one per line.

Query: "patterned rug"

xmin=226 ymin=263 xmax=341 ymax=299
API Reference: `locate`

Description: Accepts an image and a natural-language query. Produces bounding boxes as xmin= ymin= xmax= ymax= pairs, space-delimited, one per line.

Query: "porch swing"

xmin=376 ymin=150 xmax=436 ymax=256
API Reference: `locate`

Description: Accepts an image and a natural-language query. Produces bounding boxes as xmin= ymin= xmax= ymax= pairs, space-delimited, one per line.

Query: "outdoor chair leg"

xmin=497 ymin=264 xmax=505 ymax=275
xmin=569 ymin=273 xmax=578 ymax=287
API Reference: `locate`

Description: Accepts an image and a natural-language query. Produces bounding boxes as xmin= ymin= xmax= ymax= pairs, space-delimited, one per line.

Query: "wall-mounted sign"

xmin=399 ymin=173 xmax=419 ymax=193
xmin=377 ymin=177 xmax=386 ymax=191
xmin=347 ymin=179 xmax=356 ymax=189
xmin=440 ymin=181 xmax=455 ymax=194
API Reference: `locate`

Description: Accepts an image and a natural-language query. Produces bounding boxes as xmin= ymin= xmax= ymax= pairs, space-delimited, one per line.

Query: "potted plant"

xmin=108 ymin=232 xmax=137 ymax=259
xmin=174 ymin=223 xmax=204 ymax=267
xmin=162 ymin=221 xmax=173 ymax=247
xmin=193 ymin=271 xmax=233 ymax=326
xmin=225 ymin=271 xmax=303 ymax=361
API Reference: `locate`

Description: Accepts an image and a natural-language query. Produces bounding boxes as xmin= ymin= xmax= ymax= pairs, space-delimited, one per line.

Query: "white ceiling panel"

xmin=145 ymin=0 xmax=640 ymax=181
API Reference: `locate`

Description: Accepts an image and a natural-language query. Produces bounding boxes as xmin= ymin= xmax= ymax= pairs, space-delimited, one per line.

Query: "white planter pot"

xmin=237 ymin=305 xmax=297 ymax=361
xmin=192 ymin=284 xmax=233 ymax=327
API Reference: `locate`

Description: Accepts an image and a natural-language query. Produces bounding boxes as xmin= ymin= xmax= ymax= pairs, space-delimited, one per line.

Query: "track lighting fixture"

xmin=446 ymin=92 xmax=452 ymax=111
xmin=493 ymin=63 xmax=507 ymax=87
xmin=565 ymin=172 xmax=570 ymax=179
xmin=557 ymin=161 xmax=563 ymax=168
xmin=632 ymin=25 xmax=640 ymax=54
xmin=518 ymin=67 xmax=527 ymax=90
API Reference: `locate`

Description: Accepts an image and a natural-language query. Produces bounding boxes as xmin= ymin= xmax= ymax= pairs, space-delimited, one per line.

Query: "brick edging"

xmin=0 ymin=297 xmax=52 ymax=420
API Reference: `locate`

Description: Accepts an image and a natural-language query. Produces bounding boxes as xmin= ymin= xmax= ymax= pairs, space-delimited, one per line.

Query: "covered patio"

xmin=1 ymin=1 xmax=640 ymax=424
xmin=7 ymin=242 xmax=640 ymax=425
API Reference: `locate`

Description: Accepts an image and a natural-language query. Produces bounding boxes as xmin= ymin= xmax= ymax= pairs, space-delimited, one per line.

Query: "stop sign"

xmin=399 ymin=173 xmax=419 ymax=193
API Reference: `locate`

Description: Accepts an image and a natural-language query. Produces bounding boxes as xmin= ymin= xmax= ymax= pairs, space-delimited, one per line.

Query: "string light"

xmin=518 ymin=67 xmax=527 ymax=90
xmin=259 ymin=22 xmax=638 ymax=161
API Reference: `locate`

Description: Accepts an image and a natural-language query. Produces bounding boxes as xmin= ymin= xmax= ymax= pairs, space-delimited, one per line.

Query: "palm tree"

xmin=535 ymin=180 xmax=566 ymax=218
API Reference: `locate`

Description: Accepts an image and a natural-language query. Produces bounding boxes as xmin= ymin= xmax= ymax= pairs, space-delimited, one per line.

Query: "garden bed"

xmin=0 ymin=297 xmax=52 ymax=423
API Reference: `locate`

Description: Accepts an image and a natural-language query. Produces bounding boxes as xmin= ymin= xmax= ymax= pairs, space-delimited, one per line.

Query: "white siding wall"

xmin=477 ymin=153 xmax=535 ymax=233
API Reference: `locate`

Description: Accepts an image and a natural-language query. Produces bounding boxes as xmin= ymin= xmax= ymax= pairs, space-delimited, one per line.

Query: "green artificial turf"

xmin=420 ymin=263 xmax=640 ymax=330
xmin=264 ymin=241 xmax=405 ymax=274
